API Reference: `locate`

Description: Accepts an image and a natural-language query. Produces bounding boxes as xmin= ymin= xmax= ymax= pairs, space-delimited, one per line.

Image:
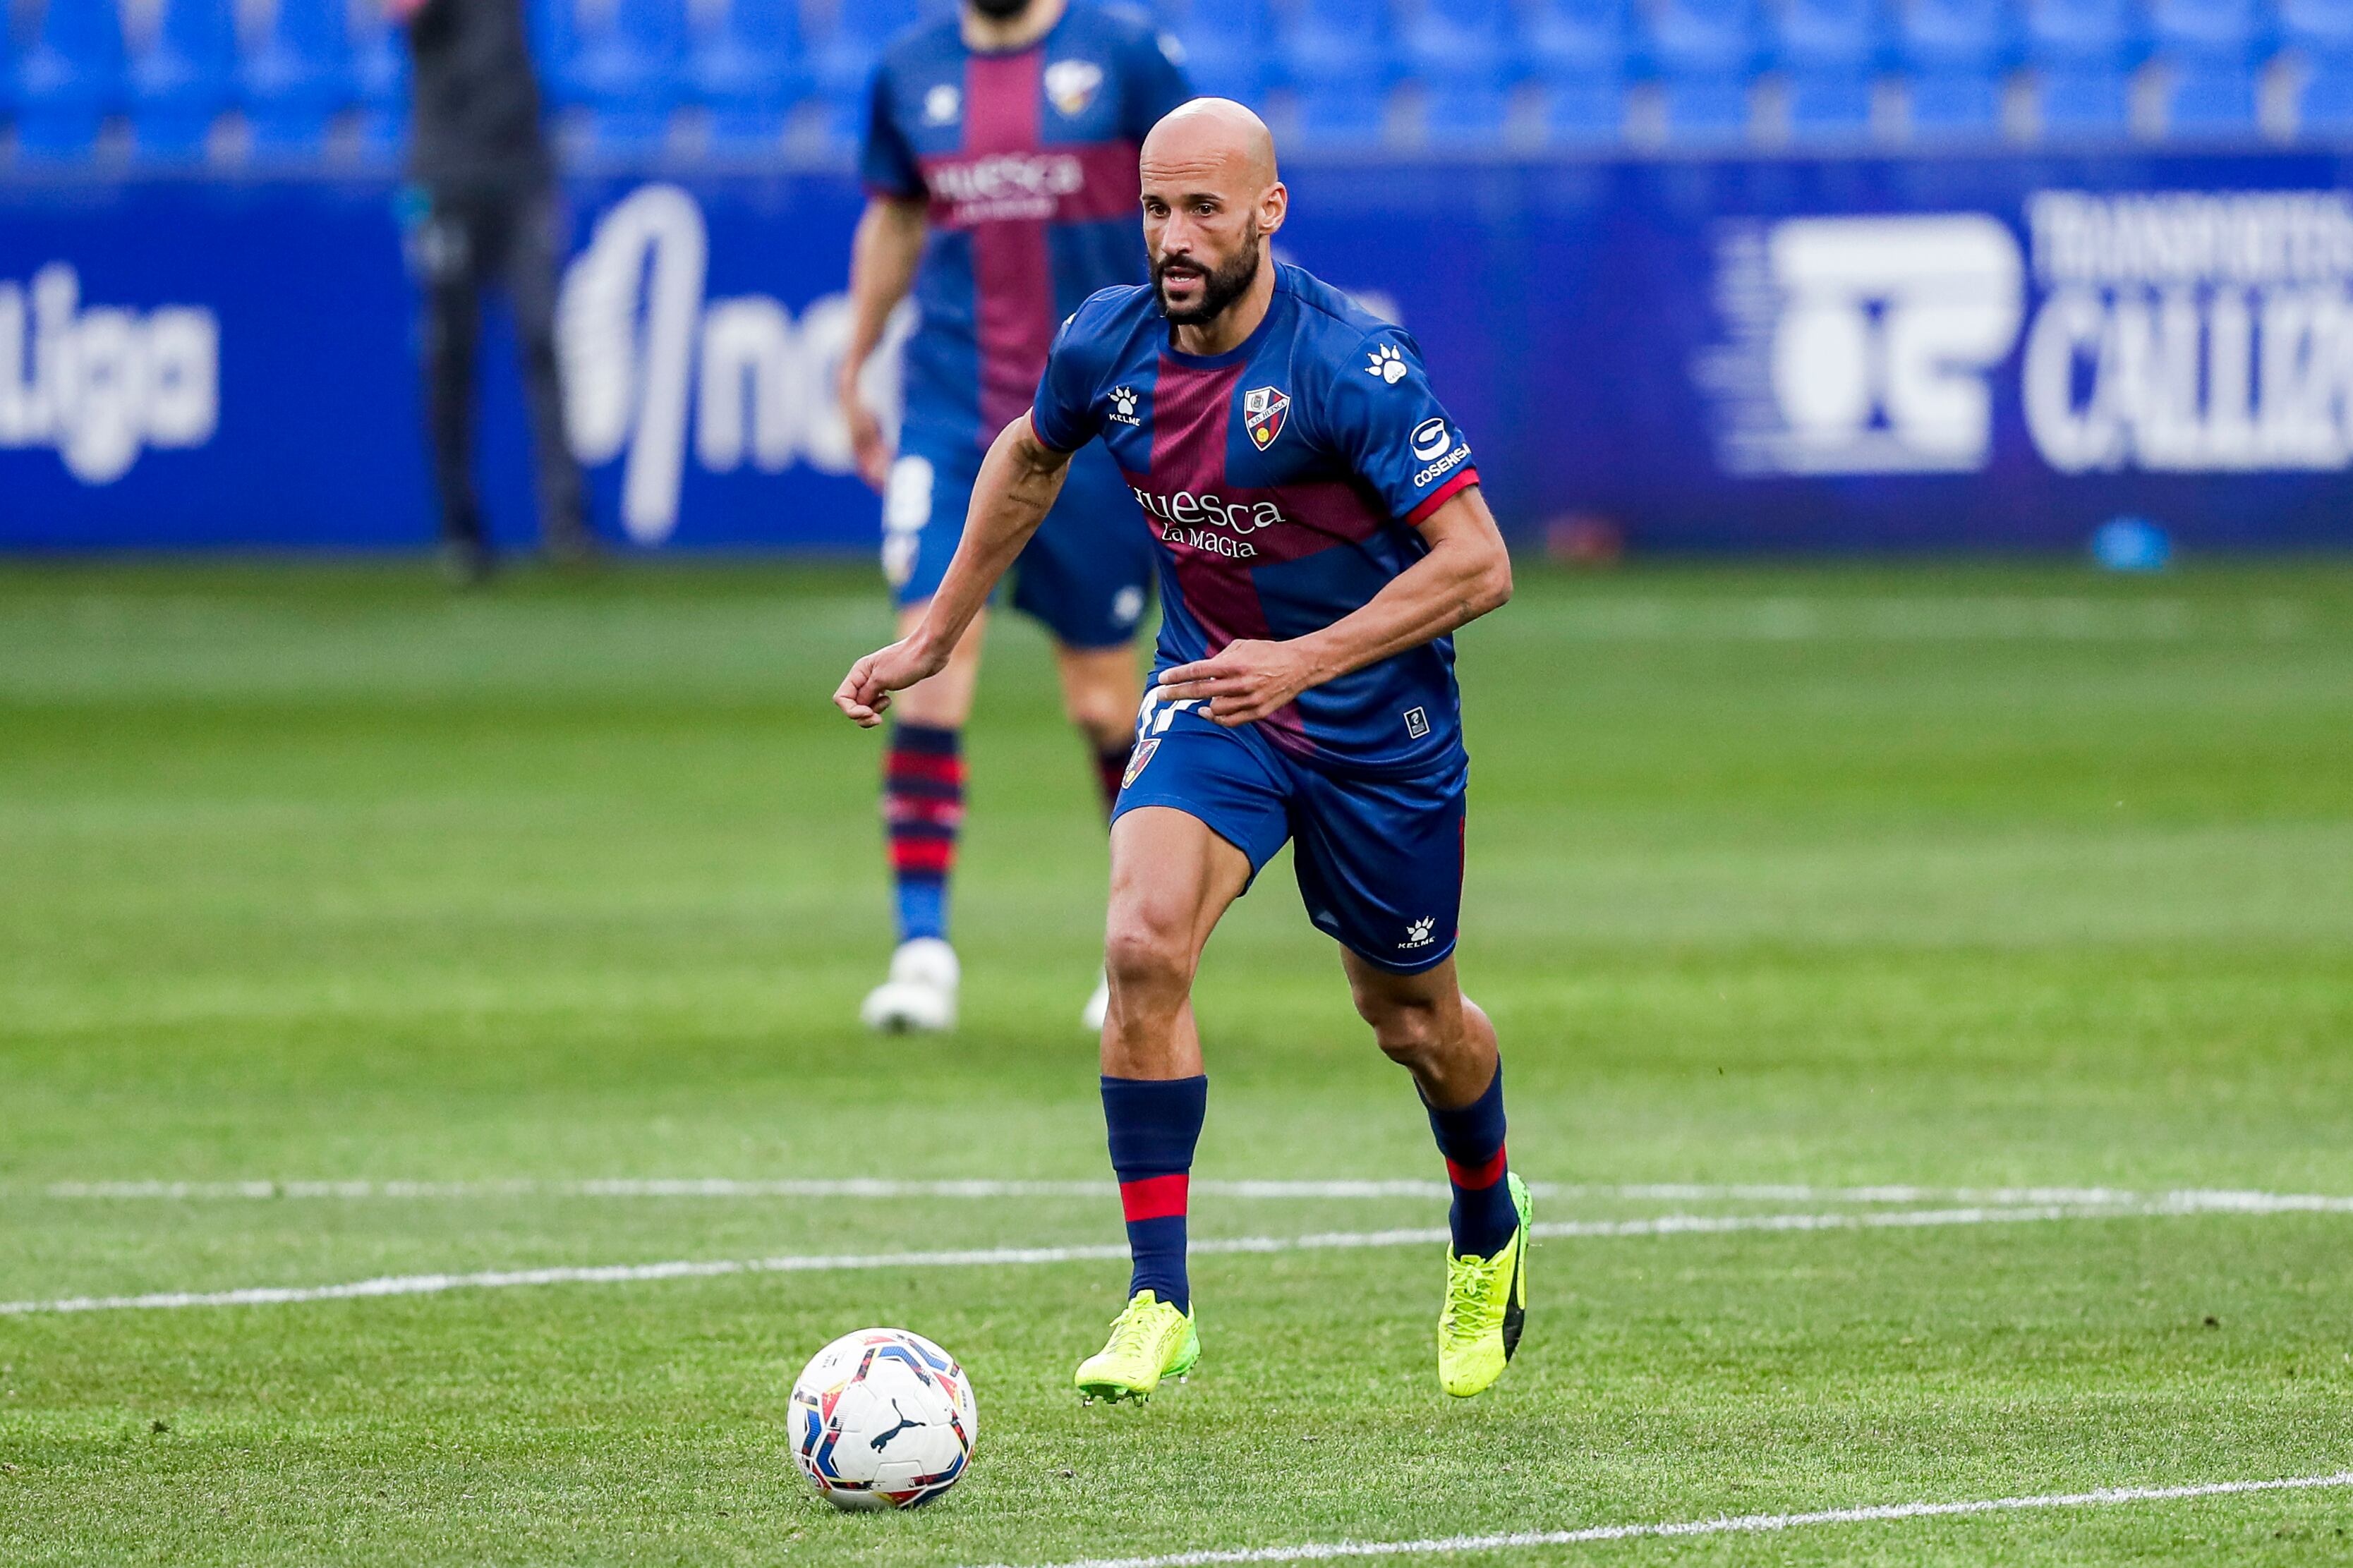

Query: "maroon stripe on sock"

xmin=1446 ymin=1145 xmax=1508 ymax=1191
xmin=890 ymin=839 xmax=957 ymax=875
xmin=887 ymin=751 xmax=967 ymax=786
xmin=1119 ymin=1172 xmax=1190 ymax=1222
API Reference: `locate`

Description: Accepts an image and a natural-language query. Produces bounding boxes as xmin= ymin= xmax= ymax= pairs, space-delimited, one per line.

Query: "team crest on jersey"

xmin=1122 ymin=738 xmax=1161 ymax=789
xmin=1044 ymin=59 xmax=1105 ymax=116
xmin=1242 ymin=386 xmax=1290 ymax=449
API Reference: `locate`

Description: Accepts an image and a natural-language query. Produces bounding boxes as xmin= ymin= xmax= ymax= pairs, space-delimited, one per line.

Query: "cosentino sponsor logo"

xmin=927 ymin=154 xmax=1087 ymax=224
xmin=1130 ymin=485 xmax=1287 ymax=559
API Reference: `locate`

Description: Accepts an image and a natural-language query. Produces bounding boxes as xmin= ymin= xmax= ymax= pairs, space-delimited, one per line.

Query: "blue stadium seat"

xmin=2151 ymin=0 xmax=2266 ymax=61
xmin=1901 ymin=0 xmax=2014 ymax=133
xmin=14 ymin=0 xmax=129 ymax=155
xmin=1660 ymin=69 xmax=1755 ymax=136
xmin=1283 ymin=0 xmax=1396 ymax=145
xmin=129 ymin=0 xmax=236 ymax=158
xmin=241 ymin=0 xmax=357 ymax=153
xmin=813 ymin=0 xmax=933 ymax=102
xmin=1407 ymin=0 xmax=1519 ymax=142
xmin=2025 ymin=0 xmax=2140 ymax=133
xmin=567 ymin=0 xmax=687 ymax=151
xmin=351 ymin=4 xmax=409 ymax=156
xmin=2300 ymin=50 xmax=2353 ymax=130
xmin=2282 ymin=0 xmax=2353 ymax=54
xmin=1527 ymin=0 xmax=1632 ymax=143
xmin=692 ymin=0 xmax=809 ymax=151
xmin=1652 ymin=0 xmax=1763 ymax=73
xmin=1168 ymin=0 xmax=1271 ymax=102
xmin=1777 ymin=0 xmax=1882 ymax=139
xmin=2165 ymin=56 xmax=2259 ymax=128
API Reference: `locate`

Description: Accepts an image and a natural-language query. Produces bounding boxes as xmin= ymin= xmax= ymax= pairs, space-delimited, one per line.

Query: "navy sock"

xmin=1423 ymin=1058 xmax=1516 ymax=1258
xmin=1101 ymin=1074 xmax=1208 ymax=1313
xmin=1094 ymin=741 xmax=1132 ymax=822
xmin=883 ymin=723 xmax=962 ymax=944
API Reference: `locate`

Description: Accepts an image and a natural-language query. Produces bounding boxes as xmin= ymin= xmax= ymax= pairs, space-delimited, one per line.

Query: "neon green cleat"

xmin=1074 ymin=1289 xmax=1200 ymax=1404
xmin=1437 ymin=1172 xmax=1532 ymax=1398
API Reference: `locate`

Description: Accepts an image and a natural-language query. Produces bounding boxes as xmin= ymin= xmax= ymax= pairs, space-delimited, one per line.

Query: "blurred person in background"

xmin=393 ymin=0 xmax=595 ymax=584
xmin=837 ymin=0 xmax=1192 ymax=1036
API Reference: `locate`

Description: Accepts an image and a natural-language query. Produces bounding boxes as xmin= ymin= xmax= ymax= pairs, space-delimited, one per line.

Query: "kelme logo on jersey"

xmin=1044 ymin=59 xmax=1104 ymax=116
xmin=1366 ymin=343 xmax=1408 ymax=384
xmin=923 ymin=84 xmax=960 ymax=125
xmin=1410 ymin=416 xmax=1451 ymax=463
xmin=1108 ymin=386 xmax=1142 ymax=427
xmin=1242 ymin=386 xmax=1289 ymax=449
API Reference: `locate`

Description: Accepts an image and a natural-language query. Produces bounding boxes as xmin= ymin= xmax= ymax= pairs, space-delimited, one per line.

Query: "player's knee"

xmin=1061 ymin=682 xmax=1135 ymax=748
xmin=1358 ymin=993 xmax=1448 ymax=1071
xmin=1102 ymin=909 xmax=1193 ymax=999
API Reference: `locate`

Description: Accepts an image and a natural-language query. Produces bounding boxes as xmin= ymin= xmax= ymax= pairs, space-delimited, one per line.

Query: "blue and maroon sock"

xmin=1101 ymin=1074 xmax=1208 ymax=1313
xmin=1424 ymin=1058 xmax=1516 ymax=1258
xmin=883 ymin=722 xmax=964 ymax=944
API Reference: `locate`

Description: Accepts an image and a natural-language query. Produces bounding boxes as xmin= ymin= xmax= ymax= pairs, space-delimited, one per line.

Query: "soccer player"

xmin=835 ymin=99 xmax=1530 ymax=1401
xmin=837 ymin=0 xmax=1193 ymax=1034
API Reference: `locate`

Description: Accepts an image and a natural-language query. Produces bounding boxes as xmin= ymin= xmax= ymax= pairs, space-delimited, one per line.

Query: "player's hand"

xmin=1154 ymin=640 xmax=1318 ymax=727
xmin=835 ymin=638 xmax=945 ymax=728
xmin=838 ymin=366 xmax=893 ymax=492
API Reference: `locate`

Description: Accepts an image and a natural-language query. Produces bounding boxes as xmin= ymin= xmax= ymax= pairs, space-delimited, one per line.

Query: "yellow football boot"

xmin=1437 ymin=1172 xmax=1531 ymax=1397
xmin=1074 ymin=1289 xmax=1199 ymax=1404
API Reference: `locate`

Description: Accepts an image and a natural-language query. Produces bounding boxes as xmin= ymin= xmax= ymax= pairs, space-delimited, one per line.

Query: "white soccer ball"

xmin=790 ymin=1327 xmax=979 ymax=1511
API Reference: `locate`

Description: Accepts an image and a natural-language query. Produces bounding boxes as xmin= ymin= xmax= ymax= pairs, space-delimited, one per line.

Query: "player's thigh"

xmin=1009 ymin=444 xmax=1154 ymax=652
xmin=1288 ymin=758 xmax=1468 ymax=977
xmin=1105 ymin=722 xmax=1290 ymax=983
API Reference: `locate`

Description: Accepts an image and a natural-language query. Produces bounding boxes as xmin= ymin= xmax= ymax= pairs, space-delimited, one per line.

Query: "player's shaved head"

xmin=1139 ymin=98 xmax=1278 ymax=192
xmin=1138 ymin=99 xmax=1286 ymax=333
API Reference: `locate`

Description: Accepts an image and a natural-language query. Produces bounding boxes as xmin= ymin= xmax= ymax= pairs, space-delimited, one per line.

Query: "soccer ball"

xmin=790 ymin=1327 xmax=978 ymax=1511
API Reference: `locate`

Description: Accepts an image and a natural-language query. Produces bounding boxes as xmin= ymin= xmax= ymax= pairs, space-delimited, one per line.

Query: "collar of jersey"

xmin=1161 ymin=268 xmax=1289 ymax=370
xmin=961 ymin=8 xmax=1068 ymax=59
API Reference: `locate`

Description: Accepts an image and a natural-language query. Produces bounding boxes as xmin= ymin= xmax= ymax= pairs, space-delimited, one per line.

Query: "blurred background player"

xmin=394 ymin=0 xmax=595 ymax=584
xmin=835 ymin=0 xmax=1193 ymax=1036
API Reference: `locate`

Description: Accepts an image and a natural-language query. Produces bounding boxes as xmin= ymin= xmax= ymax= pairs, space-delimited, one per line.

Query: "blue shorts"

xmin=882 ymin=430 xmax=1155 ymax=651
xmin=1112 ymin=695 xmax=1469 ymax=974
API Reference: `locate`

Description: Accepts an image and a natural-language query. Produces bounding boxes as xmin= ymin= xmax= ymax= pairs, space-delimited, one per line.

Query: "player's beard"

xmin=968 ymin=0 xmax=1035 ymax=18
xmin=1156 ymin=226 xmax=1262 ymax=328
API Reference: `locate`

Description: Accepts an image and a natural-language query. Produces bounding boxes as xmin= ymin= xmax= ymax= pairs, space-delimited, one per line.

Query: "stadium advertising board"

xmin=2 ymin=150 xmax=2349 ymax=552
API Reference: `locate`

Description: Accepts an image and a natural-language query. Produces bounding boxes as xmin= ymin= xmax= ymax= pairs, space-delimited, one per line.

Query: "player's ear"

xmin=1260 ymin=181 xmax=1288 ymax=237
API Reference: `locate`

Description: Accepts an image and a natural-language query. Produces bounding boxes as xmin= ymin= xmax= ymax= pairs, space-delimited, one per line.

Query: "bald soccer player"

xmin=835 ymin=100 xmax=1529 ymax=1404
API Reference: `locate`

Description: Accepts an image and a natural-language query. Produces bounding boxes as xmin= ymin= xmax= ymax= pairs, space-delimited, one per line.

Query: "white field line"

xmin=23 ymin=1177 xmax=2353 ymax=1210
xmin=4 ymin=1197 xmax=2345 ymax=1317
xmin=966 ymin=1472 xmax=2353 ymax=1568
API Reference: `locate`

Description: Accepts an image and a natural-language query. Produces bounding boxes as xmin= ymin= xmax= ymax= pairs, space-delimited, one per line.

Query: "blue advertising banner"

xmin=4 ymin=150 xmax=2352 ymax=553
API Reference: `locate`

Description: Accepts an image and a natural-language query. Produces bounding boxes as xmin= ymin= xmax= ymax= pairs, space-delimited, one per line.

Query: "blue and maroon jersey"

xmin=1030 ymin=263 xmax=1484 ymax=778
xmin=863 ymin=5 xmax=1192 ymax=454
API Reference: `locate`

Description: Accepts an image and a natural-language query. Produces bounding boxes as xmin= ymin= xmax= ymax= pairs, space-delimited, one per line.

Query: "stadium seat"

xmin=1528 ymin=0 xmax=1635 ymax=75
xmin=1283 ymin=0 xmax=1397 ymax=145
xmin=2151 ymin=0 xmax=2266 ymax=61
xmin=129 ymin=0 xmax=236 ymax=158
xmin=1777 ymin=0 xmax=1882 ymax=139
xmin=1166 ymin=0 xmax=1271 ymax=102
xmin=241 ymin=0 xmax=357 ymax=153
xmin=351 ymin=4 xmax=410 ymax=157
xmin=813 ymin=0 xmax=936 ymax=103
xmin=1660 ymin=68 xmax=1755 ymax=136
xmin=567 ymin=0 xmax=688 ymax=151
xmin=2282 ymin=0 xmax=2353 ymax=54
xmin=2299 ymin=49 xmax=2353 ymax=130
xmin=2025 ymin=0 xmax=2141 ymax=133
xmin=13 ymin=0 xmax=129 ymax=155
xmin=691 ymin=0 xmax=810 ymax=152
xmin=1406 ymin=0 xmax=1520 ymax=143
xmin=1542 ymin=71 xmax=1628 ymax=142
xmin=1652 ymin=0 xmax=1763 ymax=73
xmin=1901 ymin=0 xmax=2016 ymax=135
xmin=2165 ymin=56 xmax=2260 ymax=128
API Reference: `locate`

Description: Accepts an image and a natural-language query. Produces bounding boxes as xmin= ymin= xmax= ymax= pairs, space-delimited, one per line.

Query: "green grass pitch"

xmin=3 ymin=558 xmax=2352 ymax=1566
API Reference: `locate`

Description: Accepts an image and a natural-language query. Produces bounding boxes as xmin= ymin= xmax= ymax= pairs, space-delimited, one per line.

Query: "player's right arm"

xmin=837 ymin=197 xmax=926 ymax=492
xmin=837 ymin=61 xmax=930 ymax=491
xmin=833 ymin=415 xmax=1074 ymax=726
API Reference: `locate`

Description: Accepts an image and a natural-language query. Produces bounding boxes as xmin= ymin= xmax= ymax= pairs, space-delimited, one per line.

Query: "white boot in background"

xmin=1081 ymin=971 xmax=1110 ymax=1034
xmin=861 ymin=938 xmax=960 ymax=1033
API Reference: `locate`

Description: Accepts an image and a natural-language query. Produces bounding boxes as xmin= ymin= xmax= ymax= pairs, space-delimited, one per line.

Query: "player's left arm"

xmin=1154 ymin=487 xmax=1511 ymax=726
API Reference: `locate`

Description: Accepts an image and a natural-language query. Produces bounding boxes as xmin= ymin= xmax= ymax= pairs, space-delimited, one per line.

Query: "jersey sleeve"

xmin=1029 ymin=306 xmax=1111 ymax=453
xmin=1320 ymin=330 xmax=1481 ymax=526
xmin=1121 ymin=20 xmax=1197 ymax=136
xmin=859 ymin=63 xmax=926 ymax=200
